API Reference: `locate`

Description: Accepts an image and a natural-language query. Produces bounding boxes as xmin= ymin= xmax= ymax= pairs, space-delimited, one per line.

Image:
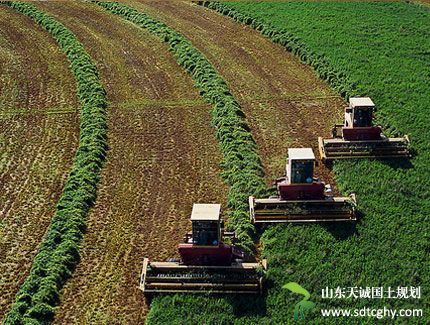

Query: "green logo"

xmin=283 ymin=282 xmax=316 ymax=320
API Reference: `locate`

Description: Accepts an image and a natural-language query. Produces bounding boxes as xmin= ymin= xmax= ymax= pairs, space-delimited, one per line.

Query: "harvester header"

xmin=140 ymin=204 xmax=266 ymax=295
xmin=318 ymin=97 xmax=410 ymax=161
xmin=249 ymin=148 xmax=356 ymax=223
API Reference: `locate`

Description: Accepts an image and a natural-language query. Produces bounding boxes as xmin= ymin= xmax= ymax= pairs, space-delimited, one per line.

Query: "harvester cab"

xmin=179 ymin=204 xmax=244 ymax=266
xmin=345 ymin=97 xmax=374 ymax=128
xmin=249 ymin=148 xmax=356 ymax=223
xmin=279 ymin=148 xmax=326 ymax=200
xmin=319 ymin=97 xmax=410 ymax=161
xmin=140 ymin=204 xmax=267 ymax=295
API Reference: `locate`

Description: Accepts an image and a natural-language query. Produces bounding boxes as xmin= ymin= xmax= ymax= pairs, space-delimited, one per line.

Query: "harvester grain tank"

xmin=318 ymin=97 xmax=410 ymax=161
xmin=249 ymin=148 xmax=356 ymax=223
xmin=140 ymin=204 xmax=266 ymax=294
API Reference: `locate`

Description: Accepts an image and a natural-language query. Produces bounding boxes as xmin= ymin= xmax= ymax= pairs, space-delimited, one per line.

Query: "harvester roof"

xmin=191 ymin=203 xmax=221 ymax=221
xmin=288 ymin=148 xmax=315 ymax=161
xmin=349 ymin=97 xmax=375 ymax=108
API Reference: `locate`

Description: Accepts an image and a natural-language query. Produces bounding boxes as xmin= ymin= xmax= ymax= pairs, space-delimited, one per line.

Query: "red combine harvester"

xmin=140 ymin=204 xmax=266 ymax=294
xmin=318 ymin=97 xmax=410 ymax=161
xmin=249 ymin=148 xmax=356 ymax=223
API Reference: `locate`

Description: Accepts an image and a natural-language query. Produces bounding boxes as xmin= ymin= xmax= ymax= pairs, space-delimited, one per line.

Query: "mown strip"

xmin=94 ymin=1 xmax=266 ymax=257
xmin=3 ymin=2 xmax=107 ymax=324
xmin=92 ymin=2 xmax=271 ymax=323
xmin=199 ymin=1 xmax=358 ymax=99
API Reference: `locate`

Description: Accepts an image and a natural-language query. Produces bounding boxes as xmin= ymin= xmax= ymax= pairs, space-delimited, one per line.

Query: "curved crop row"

xmin=200 ymin=1 xmax=420 ymax=139
xmin=94 ymin=1 xmax=267 ymax=257
xmin=200 ymin=1 xmax=359 ymax=99
xmin=3 ymin=2 xmax=107 ymax=324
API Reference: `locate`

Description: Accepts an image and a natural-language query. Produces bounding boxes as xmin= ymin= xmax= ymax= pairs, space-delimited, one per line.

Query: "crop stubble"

xmin=34 ymin=2 xmax=228 ymax=323
xmin=131 ymin=0 xmax=345 ymax=186
xmin=0 ymin=6 xmax=79 ymax=321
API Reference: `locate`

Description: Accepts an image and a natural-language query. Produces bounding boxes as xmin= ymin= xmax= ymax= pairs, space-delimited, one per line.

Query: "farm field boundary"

xmin=3 ymin=2 xmax=107 ymax=323
xmin=2 ymin=106 xmax=79 ymax=116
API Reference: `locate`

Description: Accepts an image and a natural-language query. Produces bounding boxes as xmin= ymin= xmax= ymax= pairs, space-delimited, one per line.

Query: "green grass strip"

xmin=94 ymin=1 xmax=267 ymax=257
xmin=3 ymin=2 xmax=108 ymax=324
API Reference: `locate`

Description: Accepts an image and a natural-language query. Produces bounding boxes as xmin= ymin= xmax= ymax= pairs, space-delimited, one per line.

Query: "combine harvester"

xmin=249 ymin=148 xmax=356 ymax=223
xmin=318 ymin=97 xmax=410 ymax=161
xmin=141 ymin=204 xmax=266 ymax=294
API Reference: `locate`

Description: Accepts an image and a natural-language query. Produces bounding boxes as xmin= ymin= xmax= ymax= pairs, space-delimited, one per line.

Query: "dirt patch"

xmin=131 ymin=0 xmax=346 ymax=187
xmin=34 ymin=2 xmax=228 ymax=324
xmin=0 ymin=7 xmax=79 ymax=321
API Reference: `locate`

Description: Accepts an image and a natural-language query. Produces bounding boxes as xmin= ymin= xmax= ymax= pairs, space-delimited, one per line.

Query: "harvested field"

xmin=0 ymin=6 xmax=79 ymax=320
xmin=33 ymin=2 xmax=228 ymax=323
xmin=130 ymin=0 xmax=345 ymax=186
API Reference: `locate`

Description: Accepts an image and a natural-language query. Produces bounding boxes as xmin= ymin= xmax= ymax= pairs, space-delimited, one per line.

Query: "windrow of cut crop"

xmin=198 ymin=1 xmax=359 ymax=100
xmin=94 ymin=1 xmax=267 ymax=257
xmin=199 ymin=1 xmax=415 ymax=139
xmin=3 ymin=2 xmax=107 ymax=324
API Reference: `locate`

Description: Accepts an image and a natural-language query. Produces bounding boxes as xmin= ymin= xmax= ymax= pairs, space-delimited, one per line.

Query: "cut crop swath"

xmin=2 ymin=2 xmax=108 ymax=324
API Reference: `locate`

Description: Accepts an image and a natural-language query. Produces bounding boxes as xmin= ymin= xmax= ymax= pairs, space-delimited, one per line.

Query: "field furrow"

xmin=33 ymin=2 xmax=228 ymax=323
xmin=130 ymin=0 xmax=345 ymax=185
xmin=0 ymin=7 xmax=79 ymax=320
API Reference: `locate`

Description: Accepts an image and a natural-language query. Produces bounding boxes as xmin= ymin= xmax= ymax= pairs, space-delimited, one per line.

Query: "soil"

xmin=131 ymin=0 xmax=346 ymax=186
xmin=0 ymin=7 xmax=79 ymax=321
xmin=35 ymin=2 xmax=228 ymax=324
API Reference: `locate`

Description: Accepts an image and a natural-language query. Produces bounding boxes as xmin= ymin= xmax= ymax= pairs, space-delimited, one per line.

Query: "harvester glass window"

xmin=192 ymin=221 xmax=219 ymax=246
xmin=291 ymin=160 xmax=314 ymax=184
xmin=353 ymin=106 xmax=372 ymax=127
